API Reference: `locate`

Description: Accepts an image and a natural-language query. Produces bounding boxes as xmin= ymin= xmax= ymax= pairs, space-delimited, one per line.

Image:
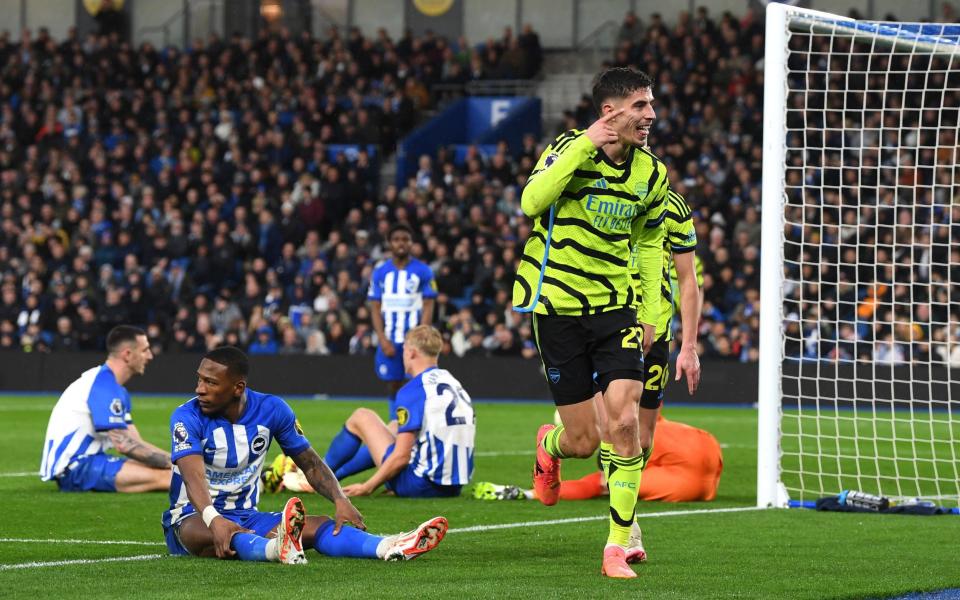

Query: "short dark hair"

xmin=204 ymin=346 xmax=250 ymax=379
xmin=388 ymin=222 xmax=414 ymax=239
xmin=591 ymin=67 xmax=654 ymax=114
xmin=106 ymin=325 xmax=146 ymax=355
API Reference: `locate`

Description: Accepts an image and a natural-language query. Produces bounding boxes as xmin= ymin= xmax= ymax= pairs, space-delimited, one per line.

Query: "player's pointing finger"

xmin=602 ymin=107 xmax=625 ymax=121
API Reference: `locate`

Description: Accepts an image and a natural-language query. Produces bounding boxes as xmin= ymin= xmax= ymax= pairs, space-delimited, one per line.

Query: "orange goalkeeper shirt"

xmin=638 ymin=416 xmax=723 ymax=501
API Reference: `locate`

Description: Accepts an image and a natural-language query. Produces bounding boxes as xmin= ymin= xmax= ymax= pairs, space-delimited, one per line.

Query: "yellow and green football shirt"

xmin=661 ymin=191 xmax=698 ymax=338
xmin=670 ymin=251 xmax=703 ymax=314
xmin=631 ymin=190 xmax=698 ymax=341
xmin=512 ymin=130 xmax=667 ymax=324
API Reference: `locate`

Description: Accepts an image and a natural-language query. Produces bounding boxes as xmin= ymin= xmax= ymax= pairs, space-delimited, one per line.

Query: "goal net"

xmin=758 ymin=4 xmax=960 ymax=508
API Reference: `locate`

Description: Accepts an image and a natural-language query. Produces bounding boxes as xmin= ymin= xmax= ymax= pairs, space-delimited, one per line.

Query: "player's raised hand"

xmin=331 ymin=497 xmax=366 ymax=534
xmin=674 ymin=345 xmax=701 ymax=395
xmin=210 ymin=517 xmax=251 ymax=558
xmin=585 ymin=108 xmax=624 ymax=148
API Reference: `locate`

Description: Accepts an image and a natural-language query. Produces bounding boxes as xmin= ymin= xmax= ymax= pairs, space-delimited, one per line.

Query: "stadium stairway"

xmin=379 ymin=153 xmax=397 ymax=189
xmin=535 ymin=50 xmax=604 ymax=134
xmin=536 ymin=72 xmax=595 ymax=126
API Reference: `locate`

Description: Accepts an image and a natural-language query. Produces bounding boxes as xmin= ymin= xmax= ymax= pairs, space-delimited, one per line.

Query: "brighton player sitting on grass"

xmin=267 ymin=326 xmax=475 ymax=498
xmin=161 ymin=346 xmax=448 ymax=563
xmin=40 ymin=325 xmax=171 ymax=493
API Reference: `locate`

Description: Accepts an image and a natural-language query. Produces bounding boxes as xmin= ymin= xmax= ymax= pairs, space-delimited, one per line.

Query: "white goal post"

xmin=758 ymin=3 xmax=960 ymax=508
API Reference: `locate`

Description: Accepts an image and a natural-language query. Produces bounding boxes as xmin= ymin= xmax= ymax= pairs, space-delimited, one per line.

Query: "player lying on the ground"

xmin=40 ymin=325 xmax=172 ymax=493
xmin=161 ymin=346 xmax=448 ymax=563
xmin=270 ymin=326 xmax=475 ymax=499
xmin=474 ymin=413 xmax=722 ymax=503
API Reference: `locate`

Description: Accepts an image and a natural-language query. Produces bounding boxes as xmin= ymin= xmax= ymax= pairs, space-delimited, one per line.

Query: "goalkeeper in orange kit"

xmin=473 ymin=413 xmax=723 ymax=504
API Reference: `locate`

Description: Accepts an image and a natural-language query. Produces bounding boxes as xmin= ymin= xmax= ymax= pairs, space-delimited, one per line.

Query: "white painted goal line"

xmin=0 ymin=505 xmax=763 ymax=570
xmin=0 ymin=554 xmax=165 ymax=571
xmin=447 ymin=506 xmax=763 ymax=533
xmin=0 ymin=538 xmax=165 ymax=546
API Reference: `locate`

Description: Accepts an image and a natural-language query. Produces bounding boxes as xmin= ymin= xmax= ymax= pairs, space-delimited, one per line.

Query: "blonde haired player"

xmin=307 ymin=325 xmax=476 ymax=498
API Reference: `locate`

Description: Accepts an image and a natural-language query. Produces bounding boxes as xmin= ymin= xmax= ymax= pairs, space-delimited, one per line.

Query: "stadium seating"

xmin=0 ymin=24 xmax=541 ymax=357
xmin=0 ymin=9 xmax=783 ymax=364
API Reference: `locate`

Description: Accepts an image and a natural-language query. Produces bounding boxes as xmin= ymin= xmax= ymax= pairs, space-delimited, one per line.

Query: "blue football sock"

xmin=334 ymin=445 xmax=374 ymax=480
xmin=230 ymin=532 xmax=270 ymax=562
xmin=324 ymin=426 xmax=362 ymax=473
xmin=313 ymin=519 xmax=383 ymax=559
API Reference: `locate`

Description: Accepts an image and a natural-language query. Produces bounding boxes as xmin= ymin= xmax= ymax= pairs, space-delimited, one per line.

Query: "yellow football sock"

xmin=606 ymin=450 xmax=644 ymax=547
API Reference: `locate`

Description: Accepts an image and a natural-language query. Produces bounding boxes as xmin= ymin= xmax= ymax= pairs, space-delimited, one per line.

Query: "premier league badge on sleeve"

xmin=173 ymin=422 xmax=191 ymax=452
xmin=109 ymin=398 xmax=125 ymax=424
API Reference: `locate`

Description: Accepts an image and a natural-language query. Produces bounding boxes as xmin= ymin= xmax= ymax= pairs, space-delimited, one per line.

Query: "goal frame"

xmin=756 ymin=2 xmax=789 ymax=509
xmin=756 ymin=3 xmax=960 ymax=508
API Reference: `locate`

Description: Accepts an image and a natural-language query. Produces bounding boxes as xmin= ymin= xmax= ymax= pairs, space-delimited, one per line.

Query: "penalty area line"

xmin=447 ymin=505 xmax=764 ymax=534
xmin=0 ymin=553 xmax=165 ymax=571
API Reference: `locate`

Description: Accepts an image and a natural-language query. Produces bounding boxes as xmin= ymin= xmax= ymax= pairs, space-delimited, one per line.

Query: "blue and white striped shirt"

xmin=396 ymin=367 xmax=475 ymax=486
xmin=40 ymin=365 xmax=132 ymax=481
xmin=367 ymin=258 xmax=437 ymax=344
xmin=162 ymin=389 xmax=310 ymax=528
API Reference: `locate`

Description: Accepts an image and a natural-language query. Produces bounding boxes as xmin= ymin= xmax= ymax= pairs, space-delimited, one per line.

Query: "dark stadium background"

xmin=0 ymin=0 xmax=955 ymax=395
xmin=2 ymin=3 xmax=960 ymax=599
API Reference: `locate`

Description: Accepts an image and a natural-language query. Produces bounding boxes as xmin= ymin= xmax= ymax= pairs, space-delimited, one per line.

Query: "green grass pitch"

xmin=1 ymin=394 xmax=958 ymax=599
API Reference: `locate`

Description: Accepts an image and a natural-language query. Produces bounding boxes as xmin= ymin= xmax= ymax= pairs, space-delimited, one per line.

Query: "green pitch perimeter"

xmin=0 ymin=395 xmax=957 ymax=599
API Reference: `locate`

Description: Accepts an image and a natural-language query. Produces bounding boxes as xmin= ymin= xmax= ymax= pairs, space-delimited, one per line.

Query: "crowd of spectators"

xmin=581 ymin=7 xmax=768 ymax=362
xmin=779 ymin=11 xmax=960 ymax=366
xmin=0 ymin=22 xmax=542 ymax=358
xmin=593 ymin=6 xmax=960 ymax=365
xmin=5 ymin=6 xmax=955 ymax=366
